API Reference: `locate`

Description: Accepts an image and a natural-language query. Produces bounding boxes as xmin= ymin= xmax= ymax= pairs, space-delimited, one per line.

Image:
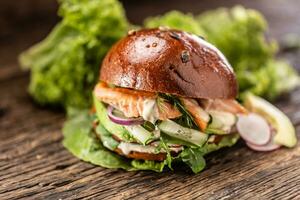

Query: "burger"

xmin=65 ymin=28 xmax=296 ymax=173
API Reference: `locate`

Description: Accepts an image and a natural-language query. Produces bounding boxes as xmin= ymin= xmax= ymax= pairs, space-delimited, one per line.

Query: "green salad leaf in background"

xmin=144 ymin=11 xmax=206 ymax=36
xmin=19 ymin=0 xmax=128 ymax=108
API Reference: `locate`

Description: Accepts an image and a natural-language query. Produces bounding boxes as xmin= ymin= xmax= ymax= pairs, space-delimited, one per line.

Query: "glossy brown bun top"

xmin=100 ymin=28 xmax=238 ymax=99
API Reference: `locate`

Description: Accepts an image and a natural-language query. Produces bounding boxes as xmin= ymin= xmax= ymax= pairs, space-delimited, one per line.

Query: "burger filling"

xmin=92 ymin=82 xmax=252 ymax=172
xmin=92 ymin=82 xmax=296 ymax=172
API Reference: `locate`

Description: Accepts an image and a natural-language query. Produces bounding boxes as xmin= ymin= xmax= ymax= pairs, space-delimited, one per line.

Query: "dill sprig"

xmin=158 ymin=93 xmax=197 ymax=129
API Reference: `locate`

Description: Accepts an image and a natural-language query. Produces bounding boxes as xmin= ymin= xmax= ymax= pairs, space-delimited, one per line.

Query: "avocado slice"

xmin=95 ymin=124 xmax=119 ymax=151
xmin=93 ymin=95 xmax=135 ymax=142
xmin=243 ymin=93 xmax=297 ymax=148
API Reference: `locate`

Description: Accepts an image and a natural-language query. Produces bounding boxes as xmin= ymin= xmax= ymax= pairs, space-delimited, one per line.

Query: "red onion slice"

xmin=107 ymin=106 xmax=144 ymax=126
xmin=237 ymin=113 xmax=271 ymax=145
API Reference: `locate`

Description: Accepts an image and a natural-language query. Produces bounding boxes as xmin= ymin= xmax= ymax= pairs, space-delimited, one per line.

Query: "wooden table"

xmin=1 ymin=1 xmax=300 ymax=199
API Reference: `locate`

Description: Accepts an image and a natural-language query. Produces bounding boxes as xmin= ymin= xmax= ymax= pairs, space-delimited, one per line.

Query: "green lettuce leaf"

xmin=19 ymin=0 xmax=129 ymax=109
xmin=181 ymin=148 xmax=206 ymax=173
xmin=197 ymin=6 xmax=276 ymax=72
xmin=144 ymin=11 xmax=206 ymax=36
xmin=240 ymin=60 xmax=300 ymax=99
xmin=200 ymin=134 xmax=240 ymax=154
xmin=180 ymin=134 xmax=239 ymax=173
xmin=63 ymin=110 xmax=134 ymax=170
xmin=131 ymin=160 xmax=165 ymax=172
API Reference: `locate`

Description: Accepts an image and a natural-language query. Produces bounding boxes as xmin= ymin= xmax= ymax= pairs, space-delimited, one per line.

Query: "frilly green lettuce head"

xmin=144 ymin=11 xmax=206 ymax=37
xmin=198 ymin=6 xmax=277 ymax=72
xmin=19 ymin=0 xmax=129 ymax=109
xmin=58 ymin=0 xmax=128 ymax=47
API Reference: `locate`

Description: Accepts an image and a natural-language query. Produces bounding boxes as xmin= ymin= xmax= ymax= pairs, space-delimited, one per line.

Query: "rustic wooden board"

xmin=1 ymin=1 xmax=300 ymax=199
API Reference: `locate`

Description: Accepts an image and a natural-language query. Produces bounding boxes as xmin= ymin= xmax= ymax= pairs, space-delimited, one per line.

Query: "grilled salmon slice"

xmin=200 ymin=99 xmax=247 ymax=114
xmin=94 ymin=82 xmax=181 ymax=120
xmin=180 ymin=98 xmax=211 ymax=131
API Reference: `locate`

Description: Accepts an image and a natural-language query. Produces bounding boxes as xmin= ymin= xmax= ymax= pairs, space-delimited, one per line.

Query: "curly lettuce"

xmin=19 ymin=0 xmax=129 ymax=108
xmin=144 ymin=11 xmax=206 ymax=36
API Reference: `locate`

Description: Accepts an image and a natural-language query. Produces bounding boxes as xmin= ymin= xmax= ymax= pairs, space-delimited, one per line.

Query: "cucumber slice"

xmin=124 ymin=125 xmax=155 ymax=145
xmin=206 ymin=111 xmax=236 ymax=135
xmin=158 ymin=120 xmax=208 ymax=147
xmin=160 ymin=132 xmax=197 ymax=147
xmin=244 ymin=93 xmax=297 ymax=148
xmin=93 ymin=95 xmax=134 ymax=142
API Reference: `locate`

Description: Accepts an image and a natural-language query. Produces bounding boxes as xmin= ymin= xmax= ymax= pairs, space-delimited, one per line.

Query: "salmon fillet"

xmin=180 ymin=98 xmax=211 ymax=131
xmin=94 ymin=82 xmax=181 ymax=120
xmin=200 ymin=99 xmax=247 ymax=114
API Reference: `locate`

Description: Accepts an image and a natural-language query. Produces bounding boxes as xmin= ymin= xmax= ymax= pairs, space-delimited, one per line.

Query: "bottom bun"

xmin=114 ymin=148 xmax=167 ymax=161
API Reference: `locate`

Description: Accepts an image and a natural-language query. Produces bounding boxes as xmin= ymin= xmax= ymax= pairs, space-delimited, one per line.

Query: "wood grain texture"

xmin=1 ymin=0 xmax=300 ymax=199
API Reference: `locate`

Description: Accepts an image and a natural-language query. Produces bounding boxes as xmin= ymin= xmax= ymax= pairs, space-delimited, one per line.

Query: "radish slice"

xmin=236 ymin=113 xmax=271 ymax=145
xmin=246 ymin=141 xmax=280 ymax=151
xmin=246 ymin=129 xmax=281 ymax=151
